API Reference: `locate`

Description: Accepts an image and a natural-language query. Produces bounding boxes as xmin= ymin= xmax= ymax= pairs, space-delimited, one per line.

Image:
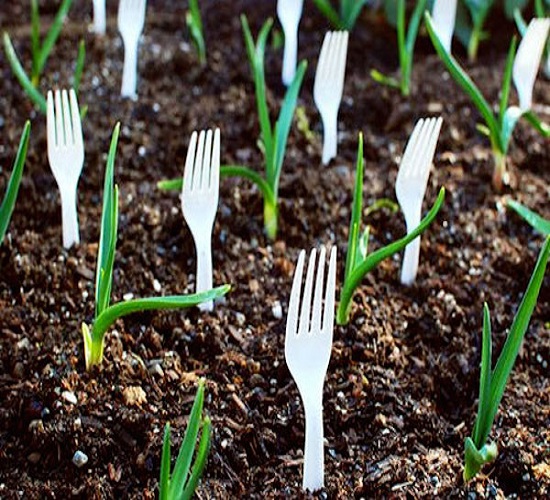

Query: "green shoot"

xmin=0 ymin=121 xmax=31 ymax=245
xmin=464 ymin=236 xmax=550 ymax=481
xmin=159 ymin=379 xmax=211 ymax=500
xmin=186 ymin=0 xmax=206 ymax=66
xmin=312 ymin=0 xmax=367 ymax=30
xmin=158 ymin=16 xmax=307 ymax=241
xmin=461 ymin=0 xmax=496 ymax=61
xmin=337 ymin=133 xmax=445 ymax=325
xmin=506 ymin=200 xmax=550 ymax=235
xmin=3 ymin=0 xmax=85 ymax=114
xmin=82 ymin=124 xmax=230 ymax=370
xmin=425 ymin=12 xmax=550 ymax=191
xmin=370 ymin=0 xmax=427 ymax=96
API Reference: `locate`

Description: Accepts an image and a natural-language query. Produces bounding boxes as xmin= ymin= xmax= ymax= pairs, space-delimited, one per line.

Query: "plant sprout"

xmin=464 ymin=235 xmax=550 ymax=481
xmin=425 ymin=13 xmax=550 ymax=191
xmin=159 ymin=379 xmax=211 ymax=500
xmin=459 ymin=0 xmax=495 ymax=62
xmin=158 ymin=16 xmax=307 ymax=241
xmin=507 ymin=199 xmax=550 ymax=235
xmin=337 ymin=133 xmax=445 ymax=325
xmin=312 ymin=0 xmax=367 ymax=30
xmin=82 ymin=123 xmax=230 ymax=370
xmin=370 ymin=0 xmax=427 ymax=96
xmin=186 ymin=0 xmax=206 ymax=66
xmin=1 ymin=121 xmax=31 ymax=245
xmin=3 ymin=0 xmax=85 ymax=114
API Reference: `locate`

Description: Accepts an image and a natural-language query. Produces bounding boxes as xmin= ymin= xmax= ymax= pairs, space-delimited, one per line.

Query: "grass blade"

xmin=95 ymin=123 xmax=121 ymax=317
xmin=498 ymin=37 xmax=517 ymax=127
xmin=340 ymin=0 xmax=366 ymax=30
xmin=186 ymin=0 xmax=206 ymax=66
xmin=31 ymin=0 xmax=40 ymax=83
xmin=0 ymin=121 xmax=31 ymax=243
xmin=523 ymin=110 xmax=550 ymax=138
xmin=73 ymin=40 xmax=86 ymax=92
xmin=159 ymin=423 xmax=171 ymax=500
xmin=3 ymin=33 xmax=47 ymax=113
xmin=487 ymin=236 xmax=550 ymax=429
xmin=312 ymin=0 xmax=342 ymax=29
xmin=181 ymin=416 xmax=212 ymax=500
xmin=337 ymin=187 xmax=445 ymax=324
xmin=425 ymin=12 xmax=501 ymax=149
xmin=403 ymin=0 xmax=427 ymax=90
xmin=36 ymin=0 xmax=73 ymax=76
xmin=344 ymin=133 xmax=364 ymax=282
xmin=93 ymin=285 xmax=231 ymax=339
xmin=507 ymin=199 xmax=550 ymax=235
xmin=169 ymin=381 xmax=206 ymax=498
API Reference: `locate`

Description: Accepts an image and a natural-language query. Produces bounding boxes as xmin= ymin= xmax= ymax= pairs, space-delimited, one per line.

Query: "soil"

xmin=0 ymin=1 xmax=549 ymax=498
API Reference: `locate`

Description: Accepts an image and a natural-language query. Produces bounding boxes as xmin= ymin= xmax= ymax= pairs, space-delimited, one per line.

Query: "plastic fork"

xmin=46 ymin=89 xmax=84 ymax=249
xmin=181 ymin=129 xmax=220 ymax=312
xmin=277 ymin=0 xmax=304 ymax=86
xmin=118 ymin=0 xmax=147 ymax=98
xmin=93 ymin=0 xmax=106 ymax=35
xmin=513 ymin=18 xmax=550 ymax=112
xmin=285 ymin=245 xmax=337 ymax=492
xmin=313 ymin=31 xmax=349 ymax=165
xmin=395 ymin=117 xmax=442 ymax=286
xmin=431 ymin=0 xmax=457 ymax=53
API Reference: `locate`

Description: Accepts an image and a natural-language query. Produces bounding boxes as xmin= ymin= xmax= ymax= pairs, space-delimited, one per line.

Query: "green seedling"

xmin=458 ymin=0 xmax=495 ymax=61
xmin=464 ymin=236 xmax=550 ymax=481
xmin=82 ymin=124 xmax=230 ymax=370
xmin=337 ymin=133 xmax=445 ymax=325
xmin=0 ymin=121 xmax=31 ymax=245
xmin=312 ymin=0 xmax=367 ymax=30
xmin=159 ymin=379 xmax=211 ymax=500
xmin=158 ymin=16 xmax=307 ymax=241
xmin=186 ymin=0 xmax=206 ymax=66
xmin=3 ymin=0 xmax=85 ymax=114
xmin=507 ymin=200 xmax=550 ymax=235
xmin=425 ymin=12 xmax=550 ymax=191
xmin=370 ymin=0 xmax=427 ymax=96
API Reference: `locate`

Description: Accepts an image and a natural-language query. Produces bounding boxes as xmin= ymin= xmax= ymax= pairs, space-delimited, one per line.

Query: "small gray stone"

xmin=72 ymin=450 xmax=88 ymax=468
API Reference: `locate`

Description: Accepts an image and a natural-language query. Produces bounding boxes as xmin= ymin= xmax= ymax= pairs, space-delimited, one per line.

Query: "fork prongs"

xmin=287 ymin=245 xmax=337 ymax=339
xmin=183 ymin=129 xmax=220 ymax=194
xmin=314 ymin=30 xmax=349 ymax=165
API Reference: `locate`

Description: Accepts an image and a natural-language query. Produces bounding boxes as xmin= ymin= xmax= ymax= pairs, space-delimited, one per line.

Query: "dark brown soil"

xmin=1 ymin=1 xmax=549 ymax=498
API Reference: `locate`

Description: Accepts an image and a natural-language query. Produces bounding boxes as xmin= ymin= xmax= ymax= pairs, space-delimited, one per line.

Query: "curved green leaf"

xmin=507 ymin=199 xmax=550 ymax=235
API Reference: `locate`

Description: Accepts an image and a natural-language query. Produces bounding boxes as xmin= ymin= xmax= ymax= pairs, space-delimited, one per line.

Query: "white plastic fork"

xmin=285 ymin=245 xmax=337 ymax=492
xmin=313 ymin=31 xmax=349 ymax=165
xmin=47 ymin=89 xmax=85 ymax=249
xmin=93 ymin=0 xmax=106 ymax=35
xmin=432 ymin=0 xmax=457 ymax=53
xmin=513 ymin=18 xmax=550 ymax=112
xmin=277 ymin=0 xmax=304 ymax=86
xmin=118 ymin=0 xmax=147 ymax=98
xmin=181 ymin=129 xmax=220 ymax=312
xmin=395 ymin=117 xmax=442 ymax=286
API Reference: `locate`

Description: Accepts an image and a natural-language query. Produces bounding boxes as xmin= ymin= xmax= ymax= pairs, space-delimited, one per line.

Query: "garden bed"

xmin=0 ymin=0 xmax=549 ymax=498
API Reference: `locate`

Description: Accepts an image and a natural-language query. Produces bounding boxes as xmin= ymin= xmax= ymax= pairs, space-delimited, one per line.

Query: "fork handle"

xmin=60 ymin=188 xmax=80 ymax=249
xmin=401 ymin=208 xmax=422 ymax=285
xmin=321 ymin=112 xmax=338 ymax=165
xmin=121 ymin=41 xmax=139 ymax=98
xmin=302 ymin=393 xmax=324 ymax=492
xmin=282 ymin=26 xmax=299 ymax=86
xmin=196 ymin=244 xmax=214 ymax=312
xmin=93 ymin=0 xmax=106 ymax=35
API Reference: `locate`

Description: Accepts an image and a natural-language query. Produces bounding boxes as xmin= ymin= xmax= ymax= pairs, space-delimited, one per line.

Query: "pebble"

xmin=271 ymin=301 xmax=283 ymax=320
xmin=235 ymin=312 xmax=246 ymax=326
xmin=72 ymin=451 xmax=88 ymax=468
xmin=27 ymin=452 xmax=41 ymax=464
xmin=62 ymin=391 xmax=77 ymax=405
xmin=153 ymin=279 xmax=161 ymax=292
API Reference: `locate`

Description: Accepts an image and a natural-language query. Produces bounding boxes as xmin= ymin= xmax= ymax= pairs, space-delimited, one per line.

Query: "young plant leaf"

xmin=507 ymin=200 xmax=550 ymax=235
xmin=73 ymin=40 xmax=86 ymax=92
xmin=159 ymin=423 xmax=171 ymax=500
xmin=337 ymin=187 xmax=446 ymax=325
xmin=181 ymin=416 xmax=211 ymax=500
xmin=186 ymin=0 xmax=206 ymax=66
xmin=0 ymin=121 xmax=31 ymax=244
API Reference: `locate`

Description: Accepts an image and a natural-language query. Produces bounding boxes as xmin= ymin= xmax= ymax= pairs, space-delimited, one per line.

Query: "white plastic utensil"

xmin=395 ymin=117 xmax=442 ymax=286
xmin=285 ymin=245 xmax=337 ymax=492
xmin=46 ymin=89 xmax=85 ymax=249
xmin=181 ymin=129 xmax=220 ymax=312
xmin=513 ymin=18 xmax=550 ymax=112
xmin=277 ymin=0 xmax=304 ymax=86
xmin=313 ymin=30 xmax=349 ymax=165
xmin=93 ymin=0 xmax=106 ymax=35
xmin=432 ymin=0 xmax=457 ymax=53
xmin=118 ymin=0 xmax=147 ymax=98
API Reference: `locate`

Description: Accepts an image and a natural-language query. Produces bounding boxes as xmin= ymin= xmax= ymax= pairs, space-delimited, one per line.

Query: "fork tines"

xmin=286 ymin=246 xmax=337 ymax=339
xmin=314 ymin=30 xmax=349 ymax=165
